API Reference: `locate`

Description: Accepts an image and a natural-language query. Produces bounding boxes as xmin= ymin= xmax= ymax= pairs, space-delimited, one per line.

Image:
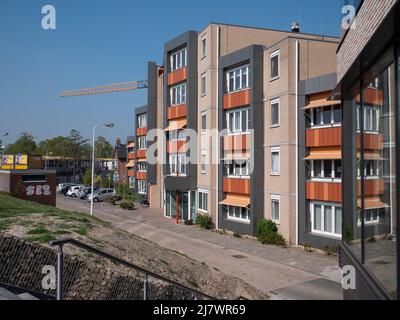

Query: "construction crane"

xmin=60 ymin=80 xmax=148 ymax=97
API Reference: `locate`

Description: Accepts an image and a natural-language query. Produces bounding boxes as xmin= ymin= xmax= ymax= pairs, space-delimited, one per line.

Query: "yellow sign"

xmin=15 ymin=154 xmax=28 ymax=165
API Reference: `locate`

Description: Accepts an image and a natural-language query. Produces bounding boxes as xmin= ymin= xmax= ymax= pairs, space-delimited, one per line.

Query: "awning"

xmin=357 ymin=151 xmax=385 ymax=161
xmin=221 ymin=152 xmax=250 ymax=161
xmin=304 ymin=148 xmax=341 ymax=160
xmin=126 ymin=161 xmax=135 ymax=168
xmin=127 ymin=142 xmax=135 ymax=148
xmin=303 ymin=99 xmax=341 ymax=110
xmin=136 ymin=158 xmax=147 ymax=163
xmin=219 ymin=195 xmax=250 ymax=208
xmin=357 ymin=197 xmax=389 ymax=210
xmin=163 ymin=118 xmax=187 ymax=132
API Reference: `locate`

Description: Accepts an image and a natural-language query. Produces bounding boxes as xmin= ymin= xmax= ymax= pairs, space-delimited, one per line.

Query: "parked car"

xmin=59 ymin=185 xmax=75 ymax=196
xmin=87 ymin=188 xmax=117 ymax=202
xmin=57 ymin=183 xmax=74 ymax=193
xmin=78 ymin=187 xmax=99 ymax=200
xmin=67 ymin=186 xmax=84 ymax=197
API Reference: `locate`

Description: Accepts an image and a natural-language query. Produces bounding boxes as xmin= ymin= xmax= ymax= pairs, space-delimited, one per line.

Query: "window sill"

xmin=227 ymin=217 xmax=251 ymax=224
xmin=198 ymin=209 xmax=208 ymax=214
xmin=310 ymin=178 xmax=341 ymax=183
xmin=226 ymin=132 xmax=250 ymax=137
xmin=226 ymin=175 xmax=250 ymax=180
xmin=226 ymin=87 xmax=250 ymax=95
xmin=309 ymin=124 xmax=341 ymax=130
xmin=270 ymin=124 xmax=280 ymax=128
xmin=270 ymin=76 xmax=279 ymax=82
xmin=271 ymin=173 xmax=280 ymax=176
xmin=311 ymin=231 xmax=341 ymax=239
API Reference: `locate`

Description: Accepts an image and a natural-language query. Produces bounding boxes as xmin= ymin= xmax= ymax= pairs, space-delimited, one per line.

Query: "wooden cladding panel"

xmin=223 ymin=135 xmax=250 ymax=151
xmin=306 ymin=181 xmax=342 ymax=203
xmin=136 ymin=172 xmax=147 ymax=180
xmin=167 ymin=141 xmax=188 ymax=154
xmin=223 ymin=89 xmax=251 ymax=110
xmin=128 ymin=153 xmax=135 ymax=160
xmin=128 ymin=170 xmax=135 ymax=177
xmin=306 ymin=127 xmax=342 ymax=147
xmin=356 ymin=133 xmax=384 ymax=150
xmin=168 ymin=67 xmax=187 ymax=86
xmin=167 ymin=104 xmax=187 ymax=120
xmin=357 ymin=179 xmax=385 ymax=196
xmin=136 ymin=150 xmax=147 ymax=158
xmin=136 ymin=127 xmax=147 ymax=137
xmin=223 ymin=178 xmax=250 ymax=195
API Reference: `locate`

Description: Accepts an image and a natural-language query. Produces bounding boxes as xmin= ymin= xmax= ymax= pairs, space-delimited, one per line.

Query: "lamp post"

xmin=90 ymin=123 xmax=114 ymax=216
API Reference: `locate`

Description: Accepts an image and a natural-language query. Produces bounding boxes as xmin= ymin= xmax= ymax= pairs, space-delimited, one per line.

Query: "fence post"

xmin=143 ymin=273 xmax=148 ymax=300
xmin=56 ymin=245 xmax=64 ymax=301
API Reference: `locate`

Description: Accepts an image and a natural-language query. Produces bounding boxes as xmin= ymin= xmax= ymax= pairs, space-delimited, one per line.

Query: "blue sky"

xmin=0 ymin=0 xmax=342 ymax=145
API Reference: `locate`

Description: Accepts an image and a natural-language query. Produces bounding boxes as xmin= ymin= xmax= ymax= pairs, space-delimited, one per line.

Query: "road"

xmin=57 ymin=195 xmax=343 ymax=299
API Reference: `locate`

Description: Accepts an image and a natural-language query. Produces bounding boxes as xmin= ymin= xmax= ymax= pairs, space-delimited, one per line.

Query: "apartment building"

xmin=126 ymin=136 xmax=136 ymax=190
xmin=337 ymin=0 xmax=399 ymax=300
xmin=113 ymin=138 xmax=127 ymax=185
xmin=135 ymin=106 xmax=148 ymax=196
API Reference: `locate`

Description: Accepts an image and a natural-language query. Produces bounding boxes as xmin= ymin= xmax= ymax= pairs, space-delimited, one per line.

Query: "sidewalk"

xmin=57 ymin=196 xmax=343 ymax=299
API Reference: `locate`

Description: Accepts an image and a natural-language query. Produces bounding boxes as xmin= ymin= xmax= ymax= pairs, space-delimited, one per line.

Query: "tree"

xmin=95 ymin=136 xmax=113 ymax=158
xmin=83 ymin=169 xmax=92 ymax=186
xmin=3 ymin=132 xmax=37 ymax=154
xmin=36 ymin=136 xmax=70 ymax=156
xmin=66 ymin=130 xmax=90 ymax=183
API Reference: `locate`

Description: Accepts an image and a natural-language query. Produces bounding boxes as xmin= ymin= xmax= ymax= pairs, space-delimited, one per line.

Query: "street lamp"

xmin=90 ymin=123 xmax=114 ymax=216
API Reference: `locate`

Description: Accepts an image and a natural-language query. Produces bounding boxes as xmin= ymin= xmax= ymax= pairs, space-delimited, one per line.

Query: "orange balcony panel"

xmin=357 ymin=179 xmax=385 ymax=196
xmin=136 ymin=172 xmax=147 ymax=180
xmin=223 ymin=89 xmax=251 ymax=110
xmin=167 ymin=104 xmax=187 ymax=120
xmin=168 ymin=67 xmax=187 ymax=86
xmin=306 ymin=127 xmax=342 ymax=148
xmin=306 ymin=181 xmax=342 ymax=203
xmin=223 ymin=135 xmax=250 ymax=152
xmin=167 ymin=141 xmax=188 ymax=154
xmin=128 ymin=152 xmax=135 ymax=160
xmin=137 ymin=150 xmax=147 ymax=158
xmin=356 ymin=133 xmax=384 ymax=150
xmin=223 ymin=178 xmax=250 ymax=195
xmin=137 ymin=127 xmax=147 ymax=137
xmin=128 ymin=170 xmax=135 ymax=177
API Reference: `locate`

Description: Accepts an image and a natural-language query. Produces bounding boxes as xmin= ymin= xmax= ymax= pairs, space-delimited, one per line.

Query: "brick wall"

xmin=337 ymin=0 xmax=397 ymax=82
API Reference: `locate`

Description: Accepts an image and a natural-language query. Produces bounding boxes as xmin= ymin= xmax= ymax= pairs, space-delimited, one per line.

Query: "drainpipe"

xmin=295 ymin=40 xmax=299 ymax=246
xmin=215 ymin=25 xmax=220 ymax=231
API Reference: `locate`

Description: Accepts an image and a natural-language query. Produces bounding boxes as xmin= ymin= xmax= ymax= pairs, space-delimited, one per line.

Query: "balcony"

xmin=167 ymin=141 xmax=188 ymax=154
xmin=306 ymin=181 xmax=342 ymax=203
xmin=136 ymin=172 xmax=147 ymax=180
xmin=137 ymin=150 xmax=147 ymax=159
xmin=356 ymin=133 xmax=384 ymax=150
xmin=168 ymin=67 xmax=187 ymax=86
xmin=167 ymin=104 xmax=187 ymax=120
xmin=128 ymin=170 xmax=135 ymax=177
xmin=128 ymin=152 xmax=135 ymax=160
xmin=306 ymin=127 xmax=341 ymax=148
xmin=357 ymin=178 xmax=385 ymax=196
xmin=223 ymin=89 xmax=251 ymax=110
xmin=223 ymin=178 xmax=250 ymax=195
xmin=136 ymin=127 xmax=147 ymax=137
xmin=223 ymin=134 xmax=250 ymax=152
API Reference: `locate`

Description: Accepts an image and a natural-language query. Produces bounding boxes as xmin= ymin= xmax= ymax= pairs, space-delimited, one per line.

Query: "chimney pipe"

xmin=291 ymin=21 xmax=300 ymax=33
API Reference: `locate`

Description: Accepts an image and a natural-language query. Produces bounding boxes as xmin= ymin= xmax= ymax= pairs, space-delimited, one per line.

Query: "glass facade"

xmin=342 ymin=48 xmax=398 ymax=299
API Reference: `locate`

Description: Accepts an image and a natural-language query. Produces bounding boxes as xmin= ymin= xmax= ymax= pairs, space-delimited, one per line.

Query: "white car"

xmin=67 ymin=186 xmax=84 ymax=197
xmin=57 ymin=183 xmax=74 ymax=192
xmin=87 ymin=188 xmax=117 ymax=202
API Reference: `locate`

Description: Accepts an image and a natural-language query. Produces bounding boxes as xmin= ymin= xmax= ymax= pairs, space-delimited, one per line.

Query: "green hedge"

xmin=256 ymin=219 xmax=286 ymax=246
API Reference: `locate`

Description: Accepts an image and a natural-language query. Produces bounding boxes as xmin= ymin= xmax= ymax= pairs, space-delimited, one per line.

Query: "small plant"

xmin=303 ymin=243 xmax=314 ymax=253
xmin=256 ymin=219 xmax=286 ymax=246
xmin=322 ymin=245 xmax=340 ymax=256
xmin=184 ymin=219 xmax=193 ymax=226
xmin=195 ymin=214 xmax=213 ymax=230
xmin=233 ymin=232 xmax=242 ymax=238
xmin=120 ymin=201 xmax=135 ymax=210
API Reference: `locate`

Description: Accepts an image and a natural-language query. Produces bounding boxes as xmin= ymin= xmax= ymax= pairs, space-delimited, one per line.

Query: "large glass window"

xmin=226 ymin=65 xmax=249 ymax=93
xmin=226 ymin=206 xmax=250 ymax=223
xmin=224 ymin=160 xmax=250 ymax=178
xmin=311 ymin=105 xmax=342 ymax=127
xmin=309 ymin=160 xmax=342 ymax=180
xmin=138 ymin=136 xmax=147 ymax=150
xmin=170 ymin=83 xmax=187 ymax=106
xmin=170 ymin=48 xmax=187 ymax=72
xmin=226 ymin=108 xmax=249 ymax=134
xmin=138 ymin=114 xmax=147 ymax=128
xmin=311 ymin=202 xmax=342 ymax=237
xmin=169 ymin=154 xmax=187 ymax=176
xmin=198 ymin=190 xmax=208 ymax=213
xmin=138 ymin=180 xmax=147 ymax=195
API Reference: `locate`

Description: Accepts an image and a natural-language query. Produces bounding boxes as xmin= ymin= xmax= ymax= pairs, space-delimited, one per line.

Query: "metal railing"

xmin=49 ymin=238 xmax=216 ymax=301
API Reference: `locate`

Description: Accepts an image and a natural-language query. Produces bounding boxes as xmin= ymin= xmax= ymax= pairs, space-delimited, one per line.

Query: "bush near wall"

xmin=256 ymin=219 xmax=286 ymax=246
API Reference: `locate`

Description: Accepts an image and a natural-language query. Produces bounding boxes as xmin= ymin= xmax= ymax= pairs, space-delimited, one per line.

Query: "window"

xmin=271 ymin=147 xmax=280 ymax=175
xmin=169 ymin=154 xmax=187 ymax=176
xmin=201 ymin=35 xmax=207 ymax=58
xmin=138 ymin=114 xmax=147 ymax=128
xmin=201 ymin=73 xmax=207 ymax=96
xmin=358 ymin=209 xmax=381 ymax=226
xmin=226 ymin=108 xmax=249 ymax=134
xmin=170 ymin=83 xmax=187 ymax=106
xmin=138 ymin=136 xmax=147 ymax=150
xmin=226 ymin=65 xmax=249 ymax=93
xmin=169 ymin=129 xmax=186 ymax=141
xmin=224 ymin=160 xmax=250 ymax=178
xmin=200 ymin=152 xmax=206 ymax=174
xmin=363 ymin=106 xmax=379 ymax=132
xmin=170 ymin=48 xmax=187 ymax=72
xmin=310 ymin=160 xmax=342 ymax=180
xmin=311 ymin=202 xmax=342 ymax=237
xmin=138 ymin=162 xmax=147 ymax=172
xmin=311 ymin=105 xmax=342 ymax=127
xmin=271 ymin=98 xmax=280 ymax=126
xmin=201 ymin=112 xmax=206 ymax=133
xmin=138 ymin=180 xmax=147 ymax=195
xmin=227 ymin=206 xmax=250 ymax=223
xmin=270 ymin=51 xmax=279 ymax=79
xmin=21 ymin=175 xmax=47 ymax=183
xmin=198 ymin=190 xmax=208 ymax=213
xmin=271 ymin=195 xmax=280 ymax=223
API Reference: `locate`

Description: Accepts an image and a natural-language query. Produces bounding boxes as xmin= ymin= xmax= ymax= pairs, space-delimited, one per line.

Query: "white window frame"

xmin=357 ymin=208 xmax=381 ymax=226
xmin=138 ymin=136 xmax=147 ymax=150
xmin=310 ymin=201 xmax=342 ymax=238
xmin=138 ymin=180 xmax=147 ymax=195
xmin=310 ymin=105 xmax=342 ymax=129
xmin=138 ymin=162 xmax=147 ymax=172
xmin=270 ymin=98 xmax=280 ymax=127
xmin=270 ymin=50 xmax=280 ymax=80
xmin=226 ymin=205 xmax=250 ymax=224
xmin=138 ymin=114 xmax=147 ymax=128
xmin=310 ymin=159 xmax=342 ymax=182
xmin=201 ymin=111 xmax=207 ymax=134
xmin=170 ymin=48 xmax=187 ymax=72
xmin=224 ymin=160 xmax=250 ymax=179
xmin=201 ymin=35 xmax=207 ymax=59
xmin=170 ymin=83 xmax=187 ymax=106
xmin=169 ymin=154 xmax=187 ymax=176
xmin=198 ymin=189 xmax=208 ymax=213
xmin=200 ymin=152 xmax=206 ymax=174
xmin=271 ymin=195 xmax=280 ymax=224
xmin=226 ymin=64 xmax=250 ymax=93
xmin=201 ymin=72 xmax=207 ymax=96
xmin=271 ymin=147 xmax=280 ymax=175
xmin=226 ymin=107 xmax=250 ymax=135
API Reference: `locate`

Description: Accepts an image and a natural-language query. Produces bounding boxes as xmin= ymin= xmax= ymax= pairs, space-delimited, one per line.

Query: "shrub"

xmin=256 ymin=219 xmax=286 ymax=246
xmin=120 ymin=201 xmax=135 ymax=210
xmin=233 ymin=232 xmax=242 ymax=238
xmin=195 ymin=214 xmax=213 ymax=230
xmin=105 ymin=198 xmax=116 ymax=206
